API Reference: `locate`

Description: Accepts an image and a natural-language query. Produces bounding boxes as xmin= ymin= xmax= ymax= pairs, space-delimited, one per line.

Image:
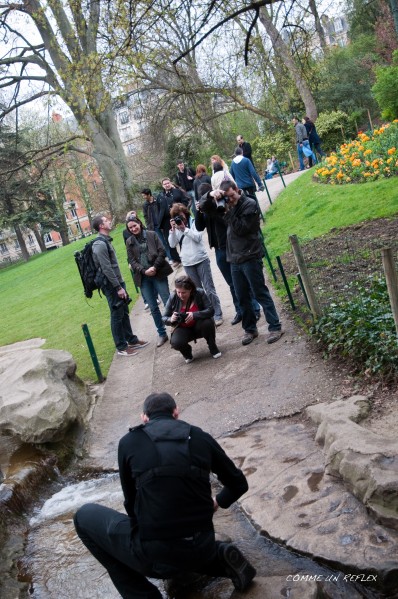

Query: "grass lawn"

xmin=0 ymin=226 xmax=138 ymax=382
xmin=263 ymin=172 xmax=398 ymax=257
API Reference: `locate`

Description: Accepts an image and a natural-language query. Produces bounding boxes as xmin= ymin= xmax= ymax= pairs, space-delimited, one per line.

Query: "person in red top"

xmin=162 ymin=275 xmax=221 ymax=363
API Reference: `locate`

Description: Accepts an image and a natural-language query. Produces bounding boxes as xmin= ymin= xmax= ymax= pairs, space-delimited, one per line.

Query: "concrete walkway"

xmin=82 ymin=172 xmax=398 ymax=596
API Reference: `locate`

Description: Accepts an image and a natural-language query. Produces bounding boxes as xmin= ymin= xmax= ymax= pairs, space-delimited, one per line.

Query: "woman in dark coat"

xmin=163 ymin=275 xmax=221 ymax=363
xmin=126 ymin=216 xmax=172 ymax=347
xmin=193 ymin=164 xmax=212 ymax=204
xmin=304 ymin=116 xmax=326 ymax=161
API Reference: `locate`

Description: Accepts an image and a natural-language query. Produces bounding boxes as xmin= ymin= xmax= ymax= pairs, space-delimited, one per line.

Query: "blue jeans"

xmin=154 ymin=227 xmax=172 ymax=261
xmin=215 ymin=248 xmax=260 ymax=316
xmin=231 ymin=258 xmax=281 ymax=333
xmin=103 ymin=282 xmax=138 ymax=351
xmin=140 ymin=276 xmax=170 ymax=337
xmin=297 ymin=141 xmax=317 ymax=170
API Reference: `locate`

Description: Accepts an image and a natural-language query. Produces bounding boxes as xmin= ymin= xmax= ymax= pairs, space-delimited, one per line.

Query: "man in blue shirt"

xmin=230 ymin=148 xmax=264 ymax=198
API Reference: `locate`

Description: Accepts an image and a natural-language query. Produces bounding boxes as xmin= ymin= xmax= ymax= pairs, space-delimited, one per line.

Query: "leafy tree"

xmin=372 ymin=50 xmax=398 ymax=119
xmin=315 ymin=111 xmax=355 ymax=152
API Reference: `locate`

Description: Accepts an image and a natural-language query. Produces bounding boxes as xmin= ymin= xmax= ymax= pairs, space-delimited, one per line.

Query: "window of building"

xmin=44 ymin=233 xmax=53 ymax=243
xmin=334 ymin=18 xmax=344 ymax=32
xmin=27 ymin=234 xmax=35 ymax=245
xmin=14 ymin=239 xmax=20 ymax=249
xmin=127 ymin=143 xmax=135 ymax=155
xmin=70 ymin=208 xmax=77 ymax=218
xmin=120 ymin=111 xmax=130 ymax=124
xmin=0 ymin=242 xmax=8 ymax=254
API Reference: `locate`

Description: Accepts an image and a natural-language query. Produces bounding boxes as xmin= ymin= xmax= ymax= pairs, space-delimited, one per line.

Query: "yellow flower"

xmin=364 ymin=149 xmax=372 ymax=156
xmin=387 ymin=147 xmax=396 ymax=155
xmin=387 ymin=157 xmax=393 ymax=164
xmin=345 ymin=177 xmax=351 ymax=182
xmin=336 ymin=172 xmax=344 ymax=179
xmin=352 ymin=159 xmax=361 ymax=167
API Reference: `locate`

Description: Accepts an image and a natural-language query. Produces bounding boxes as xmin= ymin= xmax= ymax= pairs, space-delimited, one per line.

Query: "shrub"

xmin=314 ymin=120 xmax=398 ymax=184
xmin=252 ymin=131 xmax=292 ymax=174
xmin=315 ymin=111 xmax=354 ymax=153
xmin=372 ymin=50 xmax=398 ymax=121
xmin=313 ymin=276 xmax=398 ymax=381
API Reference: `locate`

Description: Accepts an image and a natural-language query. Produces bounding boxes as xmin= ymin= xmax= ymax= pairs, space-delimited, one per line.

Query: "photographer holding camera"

xmin=91 ymin=215 xmax=148 ymax=357
xmin=214 ymin=182 xmax=284 ymax=346
xmin=169 ymin=203 xmax=223 ymax=327
xmin=163 ymin=275 xmax=221 ymax=363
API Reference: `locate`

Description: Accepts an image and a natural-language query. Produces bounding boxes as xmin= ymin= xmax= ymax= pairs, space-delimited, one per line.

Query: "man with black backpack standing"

xmin=74 ymin=392 xmax=256 ymax=598
xmin=91 ymin=215 xmax=148 ymax=356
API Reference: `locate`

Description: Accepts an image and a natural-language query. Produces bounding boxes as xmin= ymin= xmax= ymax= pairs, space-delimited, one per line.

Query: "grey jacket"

xmin=92 ymin=234 xmax=123 ymax=289
xmin=294 ymin=122 xmax=308 ymax=143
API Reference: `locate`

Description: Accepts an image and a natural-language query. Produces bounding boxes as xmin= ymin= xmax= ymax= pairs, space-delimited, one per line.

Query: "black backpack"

xmin=74 ymin=238 xmax=109 ymax=298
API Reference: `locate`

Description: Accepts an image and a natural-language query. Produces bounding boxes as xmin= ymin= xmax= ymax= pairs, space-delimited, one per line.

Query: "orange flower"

xmin=387 ymin=147 xmax=396 ymax=155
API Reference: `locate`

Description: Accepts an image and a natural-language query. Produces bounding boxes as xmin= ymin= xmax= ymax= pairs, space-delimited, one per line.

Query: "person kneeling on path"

xmin=126 ymin=216 xmax=172 ymax=348
xmin=163 ymin=275 xmax=221 ymax=363
xmin=74 ymin=392 xmax=256 ymax=598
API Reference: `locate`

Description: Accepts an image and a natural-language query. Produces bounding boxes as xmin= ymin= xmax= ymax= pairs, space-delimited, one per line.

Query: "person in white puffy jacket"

xmin=168 ymin=203 xmax=223 ymax=326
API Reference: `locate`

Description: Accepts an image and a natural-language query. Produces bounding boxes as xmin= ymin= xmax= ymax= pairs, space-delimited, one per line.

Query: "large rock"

xmin=307 ymin=396 xmax=398 ymax=529
xmin=0 ymin=345 xmax=90 ymax=443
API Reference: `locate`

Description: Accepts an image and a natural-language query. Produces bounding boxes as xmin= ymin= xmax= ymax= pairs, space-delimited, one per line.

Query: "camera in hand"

xmin=215 ymin=193 xmax=230 ymax=212
xmin=175 ymin=312 xmax=187 ymax=324
xmin=113 ymin=294 xmax=132 ymax=310
xmin=173 ymin=215 xmax=183 ymax=225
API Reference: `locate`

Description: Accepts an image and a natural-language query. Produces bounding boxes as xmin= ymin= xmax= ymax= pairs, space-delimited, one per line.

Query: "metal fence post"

xmin=289 ymin=235 xmax=322 ymax=318
xmin=82 ymin=323 xmax=105 ymax=383
xmin=381 ymin=248 xmax=398 ymax=338
xmin=276 ymin=256 xmax=295 ymax=310
xmin=262 ymin=179 xmax=273 ymax=205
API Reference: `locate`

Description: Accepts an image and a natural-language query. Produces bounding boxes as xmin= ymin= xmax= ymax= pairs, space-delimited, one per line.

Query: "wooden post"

xmin=381 ymin=248 xmax=398 ymax=337
xmin=288 ymin=151 xmax=295 ymax=172
xmin=367 ymin=108 xmax=374 ymax=132
xmin=289 ymin=235 xmax=322 ymax=318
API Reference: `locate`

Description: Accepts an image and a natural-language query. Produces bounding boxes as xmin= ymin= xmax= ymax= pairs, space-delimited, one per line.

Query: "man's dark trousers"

xmin=103 ymin=282 xmax=138 ymax=351
xmin=231 ymin=258 xmax=281 ymax=333
xmin=215 ymin=248 xmax=259 ymax=317
xmin=74 ymin=503 xmax=229 ymax=599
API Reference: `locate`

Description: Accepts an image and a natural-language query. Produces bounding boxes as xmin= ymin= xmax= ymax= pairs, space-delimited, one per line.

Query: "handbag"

xmin=302 ymin=144 xmax=313 ymax=157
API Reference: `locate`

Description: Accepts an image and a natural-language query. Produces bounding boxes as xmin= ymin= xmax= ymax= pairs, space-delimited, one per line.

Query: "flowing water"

xmin=5 ymin=469 xmax=385 ymax=599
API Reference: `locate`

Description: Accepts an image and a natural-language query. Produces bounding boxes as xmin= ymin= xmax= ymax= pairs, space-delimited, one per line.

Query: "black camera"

xmin=173 ymin=215 xmax=183 ymax=225
xmin=175 ymin=312 xmax=187 ymax=324
xmin=113 ymin=295 xmax=132 ymax=310
xmin=215 ymin=196 xmax=230 ymax=212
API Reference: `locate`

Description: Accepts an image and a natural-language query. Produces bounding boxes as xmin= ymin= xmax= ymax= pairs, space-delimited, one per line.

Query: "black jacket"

xmin=224 ymin=193 xmax=262 ymax=264
xmin=175 ymin=167 xmax=196 ymax=192
xmin=193 ymin=173 xmax=212 ymax=202
xmin=157 ymin=189 xmax=189 ymax=229
xmin=142 ymin=198 xmax=161 ymax=230
xmin=197 ymin=192 xmax=228 ymax=249
xmin=118 ymin=414 xmax=248 ymax=540
xmin=162 ymin=288 xmax=214 ymax=325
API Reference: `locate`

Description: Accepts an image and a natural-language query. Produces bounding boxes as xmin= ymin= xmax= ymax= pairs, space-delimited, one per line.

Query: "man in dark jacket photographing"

xmin=74 ymin=392 xmax=256 ymax=598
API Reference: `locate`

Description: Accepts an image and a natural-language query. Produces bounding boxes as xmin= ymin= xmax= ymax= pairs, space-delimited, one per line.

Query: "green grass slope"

xmin=264 ymin=171 xmax=398 ymax=257
xmin=0 ymin=227 xmax=138 ymax=382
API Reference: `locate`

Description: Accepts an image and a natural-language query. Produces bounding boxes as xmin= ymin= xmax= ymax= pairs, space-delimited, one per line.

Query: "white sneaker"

xmin=157 ymin=298 xmax=161 ymax=305
xmin=215 ymin=318 xmax=223 ymax=327
xmin=212 ymin=352 xmax=222 ymax=359
xmin=144 ymin=304 xmax=149 ymax=310
xmin=185 ymin=357 xmax=194 ymax=364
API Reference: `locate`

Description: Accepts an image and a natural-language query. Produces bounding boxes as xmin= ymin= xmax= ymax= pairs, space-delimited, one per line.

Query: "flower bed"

xmin=314 ymin=120 xmax=398 ymax=184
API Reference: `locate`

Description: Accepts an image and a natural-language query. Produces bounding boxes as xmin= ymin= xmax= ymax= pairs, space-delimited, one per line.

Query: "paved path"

xmin=84 ymin=171 xmax=345 ymax=469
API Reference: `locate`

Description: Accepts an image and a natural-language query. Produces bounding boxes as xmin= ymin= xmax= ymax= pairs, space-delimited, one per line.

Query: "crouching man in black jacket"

xmin=74 ymin=392 xmax=256 ymax=599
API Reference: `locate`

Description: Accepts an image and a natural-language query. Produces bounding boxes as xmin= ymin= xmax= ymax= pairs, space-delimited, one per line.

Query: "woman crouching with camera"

xmin=126 ymin=216 xmax=172 ymax=347
xmin=163 ymin=275 xmax=221 ymax=363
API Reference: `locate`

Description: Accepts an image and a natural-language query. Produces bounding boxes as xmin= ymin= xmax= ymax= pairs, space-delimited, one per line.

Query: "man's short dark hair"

xmin=198 ymin=182 xmax=212 ymax=196
xmin=176 ymin=159 xmax=184 ymax=165
xmin=143 ymin=392 xmax=176 ymax=417
xmin=141 ymin=188 xmax=152 ymax=196
xmin=92 ymin=215 xmax=105 ymax=232
xmin=213 ymin=161 xmax=223 ymax=173
xmin=220 ymin=180 xmax=237 ymax=192
xmin=235 ymin=147 xmax=243 ymax=156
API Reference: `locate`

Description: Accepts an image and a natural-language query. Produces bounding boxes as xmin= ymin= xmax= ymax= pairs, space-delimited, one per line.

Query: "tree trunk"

xmin=390 ymin=0 xmax=398 ymax=38
xmin=58 ymin=215 xmax=70 ymax=246
xmin=308 ymin=0 xmax=327 ymax=53
xmin=14 ymin=225 xmax=30 ymax=261
xmin=259 ymin=6 xmax=318 ymax=120
xmin=32 ymin=224 xmax=46 ymax=252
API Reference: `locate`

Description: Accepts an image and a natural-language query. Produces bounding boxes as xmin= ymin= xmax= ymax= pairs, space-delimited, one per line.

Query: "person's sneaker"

xmin=212 ymin=352 xmax=222 ymax=359
xmin=218 ymin=542 xmax=256 ymax=592
xmin=144 ymin=304 xmax=149 ymax=310
xmin=128 ymin=340 xmax=149 ymax=350
xmin=185 ymin=357 xmax=194 ymax=364
xmin=267 ymin=330 xmax=284 ymax=344
xmin=215 ymin=318 xmax=223 ymax=327
xmin=242 ymin=330 xmax=259 ymax=346
xmin=156 ymin=298 xmax=161 ymax=305
xmin=156 ymin=335 xmax=168 ymax=347
xmin=230 ymin=314 xmax=242 ymax=326
xmin=117 ymin=347 xmax=138 ymax=356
